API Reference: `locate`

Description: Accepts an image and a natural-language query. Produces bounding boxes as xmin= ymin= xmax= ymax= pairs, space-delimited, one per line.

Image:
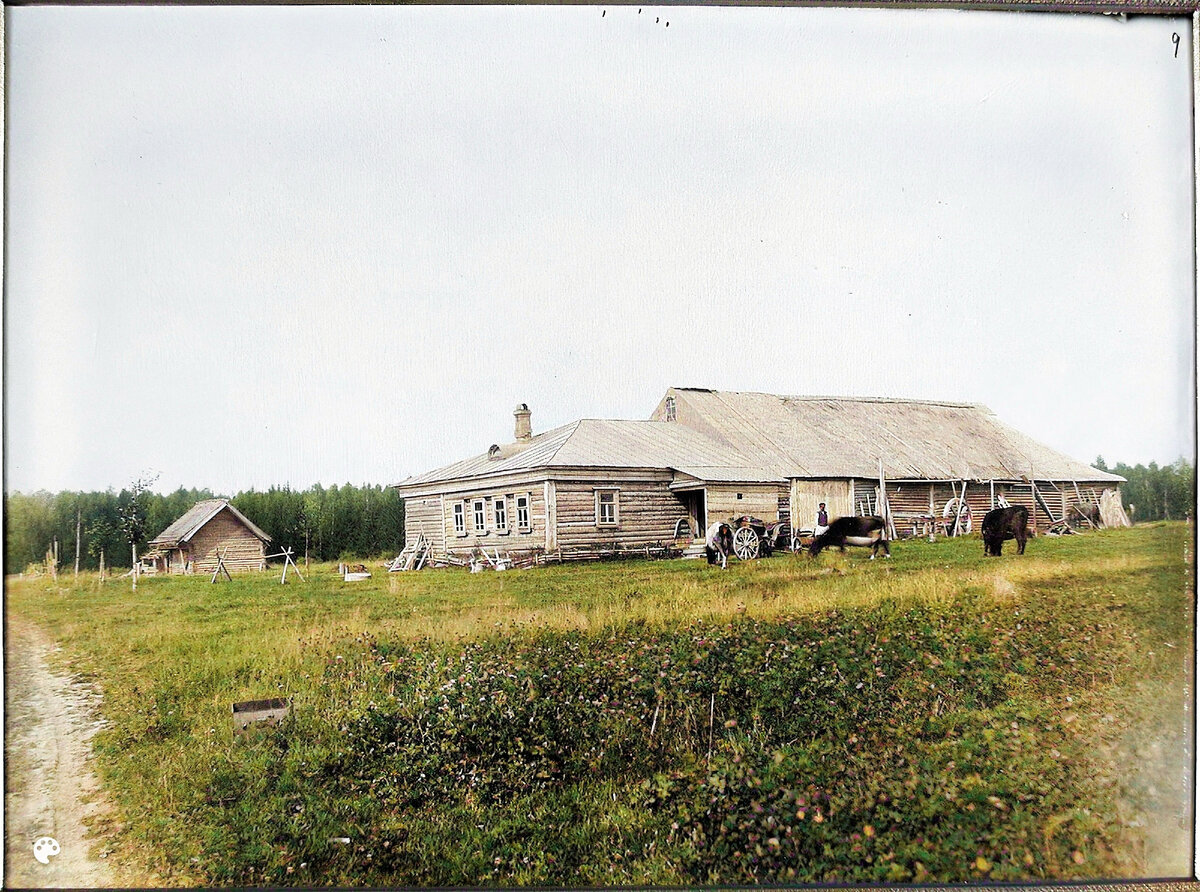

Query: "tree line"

xmin=6 ymin=459 xmax=1192 ymax=573
xmin=5 ymin=483 xmax=405 ymax=573
xmin=1093 ymin=457 xmax=1195 ymax=523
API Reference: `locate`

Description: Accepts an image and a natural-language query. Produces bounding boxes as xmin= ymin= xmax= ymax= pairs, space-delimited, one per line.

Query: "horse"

xmin=809 ymin=515 xmax=890 ymax=559
xmin=981 ymin=505 xmax=1029 ymax=556
xmin=705 ymin=522 xmax=735 ymax=569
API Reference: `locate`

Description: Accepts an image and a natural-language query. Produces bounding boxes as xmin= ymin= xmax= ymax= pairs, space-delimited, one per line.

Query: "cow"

xmin=705 ymin=521 xmax=735 ymax=569
xmin=981 ymin=505 xmax=1029 ymax=556
xmin=809 ymin=515 xmax=890 ymax=559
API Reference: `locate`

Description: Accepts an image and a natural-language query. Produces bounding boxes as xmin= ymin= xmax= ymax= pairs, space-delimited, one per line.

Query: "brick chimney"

xmin=514 ymin=403 xmax=532 ymax=441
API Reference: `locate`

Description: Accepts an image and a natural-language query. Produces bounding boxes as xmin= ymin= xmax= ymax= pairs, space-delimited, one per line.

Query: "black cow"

xmin=981 ymin=505 xmax=1029 ymax=556
xmin=809 ymin=515 xmax=890 ymax=559
xmin=705 ymin=522 xmax=735 ymax=569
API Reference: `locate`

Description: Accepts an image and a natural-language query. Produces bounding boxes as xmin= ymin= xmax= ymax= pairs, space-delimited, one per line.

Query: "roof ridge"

xmin=673 ymin=387 xmax=986 ymax=410
xmin=540 ymin=419 xmax=583 ymax=463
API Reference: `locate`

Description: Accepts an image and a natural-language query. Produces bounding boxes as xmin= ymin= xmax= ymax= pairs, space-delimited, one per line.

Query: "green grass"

xmin=6 ymin=523 xmax=1194 ymax=885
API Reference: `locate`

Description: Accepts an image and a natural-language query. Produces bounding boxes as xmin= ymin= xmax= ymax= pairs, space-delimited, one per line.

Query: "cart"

xmin=728 ymin=515 xmax=792 ymax=560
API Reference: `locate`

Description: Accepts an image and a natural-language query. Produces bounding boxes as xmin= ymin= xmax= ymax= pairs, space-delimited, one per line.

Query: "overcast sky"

xmin=5 ymin=6 xmax=1195 ymax=496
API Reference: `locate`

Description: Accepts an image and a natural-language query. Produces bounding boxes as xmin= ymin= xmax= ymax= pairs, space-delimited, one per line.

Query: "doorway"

xmin=679 ymin=489 xmax=706 ymax=538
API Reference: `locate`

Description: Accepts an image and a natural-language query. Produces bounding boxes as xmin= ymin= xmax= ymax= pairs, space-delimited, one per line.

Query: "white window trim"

xmin=515 ymin=493 xmax=532 ymax=533
xmin=494 ymin=496 xmax=509 ymax=535
xmin=472 ymin=498 xmax=488 ymax=535
xmin=453 ymin=502 xmax=467 ymax=537
xmin=595 ymin=488 xmax=620 ymax=528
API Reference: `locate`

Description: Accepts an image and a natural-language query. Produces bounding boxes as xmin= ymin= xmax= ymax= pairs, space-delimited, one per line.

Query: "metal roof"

xmin=671 ymin=466 xmax=786 ymax=485
xmin=395 ymin=419 xmax=762 ymax=489
xmin=663 ymin=389 xmax=1124 ymax=483
xmin=148 ymin=499 xmax=272 ymax=547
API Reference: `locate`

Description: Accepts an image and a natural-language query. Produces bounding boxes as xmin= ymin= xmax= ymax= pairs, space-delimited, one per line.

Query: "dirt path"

xmin=4 ymin=620 xmax=119 ymax=888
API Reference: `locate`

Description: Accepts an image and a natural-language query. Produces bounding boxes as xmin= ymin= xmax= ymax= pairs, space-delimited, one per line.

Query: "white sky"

xmin=5 ymin=6 xmax=1195 ymax=495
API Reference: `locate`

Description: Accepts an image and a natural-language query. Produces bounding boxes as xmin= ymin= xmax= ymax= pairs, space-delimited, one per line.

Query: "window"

xmin=596 ymin=489 xmax=619 ymax=527
xmin=473 ymin=499 xmax=487 ymax=534
xmin=453 ymin=503 xmax=466 ymax=536
xmin=494 ymin=497 xmax=508 ymax=533
xmin=516 ymin=494 xmax=531 ymax=532
xmin=664 ymin=395 xmax=677 ymax=422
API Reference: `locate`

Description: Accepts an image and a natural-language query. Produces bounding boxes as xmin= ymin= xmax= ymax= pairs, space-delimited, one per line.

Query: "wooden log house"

xmin=144 ymin=499 xmax=271 ymax=574
xmin=392 ymin=389 xmax=1125 ymax=563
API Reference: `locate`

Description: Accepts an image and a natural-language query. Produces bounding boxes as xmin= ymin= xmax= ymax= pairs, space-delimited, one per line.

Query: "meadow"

xmin=5 ymin=523 xmax=1194 ymax=886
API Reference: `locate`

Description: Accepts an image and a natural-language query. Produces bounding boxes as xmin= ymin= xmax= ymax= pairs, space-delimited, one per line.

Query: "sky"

xmin=5 ymin=5 xmax=1195 ymax=496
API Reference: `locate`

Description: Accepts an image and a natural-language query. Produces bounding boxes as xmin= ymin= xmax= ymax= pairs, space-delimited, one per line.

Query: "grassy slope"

xmin=5 ymin=523 xmax=1194 ymax=885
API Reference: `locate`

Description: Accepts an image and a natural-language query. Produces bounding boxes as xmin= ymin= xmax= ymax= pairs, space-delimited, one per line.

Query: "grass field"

xmin=5 ymin=523 xmax=1194 ymax=885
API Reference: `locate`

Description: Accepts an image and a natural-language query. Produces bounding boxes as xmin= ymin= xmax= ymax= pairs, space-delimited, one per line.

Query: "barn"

xmin=144 ymin=498 xmax=271 ymax=574
xmin=392 ymin=389 xmax=1124 ymax=563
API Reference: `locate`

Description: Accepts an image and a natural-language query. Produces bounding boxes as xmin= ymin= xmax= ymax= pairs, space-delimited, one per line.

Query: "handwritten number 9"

xmin=1172 ymin=32 xmax=1181 ymax=58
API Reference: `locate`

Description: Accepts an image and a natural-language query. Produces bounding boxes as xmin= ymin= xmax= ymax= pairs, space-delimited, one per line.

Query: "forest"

xmin=5 ymin=483 xmax=405 ymax=572
xmin=1094 ymin=457 xmax=1195 ymax=524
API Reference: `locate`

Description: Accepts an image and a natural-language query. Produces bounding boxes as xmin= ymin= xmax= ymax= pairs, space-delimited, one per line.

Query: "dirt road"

xmin=4 ymin=620 xmax=118 ymax=888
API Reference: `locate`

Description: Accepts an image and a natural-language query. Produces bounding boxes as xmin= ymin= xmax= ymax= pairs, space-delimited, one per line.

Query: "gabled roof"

xmin=395 ymin=419 xmax=781 ymax=490
xmin=148 ymin=499 xmax=271 ymax=547
xmin=658 ymin=388 xmax=1123 ymax=483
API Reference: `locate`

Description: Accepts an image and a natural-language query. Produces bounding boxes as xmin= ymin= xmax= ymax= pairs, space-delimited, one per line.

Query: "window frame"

xmin=472 ymin=498 xmax=488 ymax=535
xmin=515 ymin=493 xmax=532 ymax=533
xmin=494 ymin=496 xmax=509 ymax=534
xmin=453 ymin=502 xmax=467 ymax=537
xmin=595 ymin=488 xmax=620 ymax=528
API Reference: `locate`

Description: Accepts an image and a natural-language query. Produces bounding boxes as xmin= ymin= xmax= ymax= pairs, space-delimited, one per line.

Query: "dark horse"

xmin=981 ymin=505 xmax=1029 ymax=556
xmin=809 ymin=515 xmax=890 ymax=559
xmin=705 ymin=522 xmax=735 ymax=569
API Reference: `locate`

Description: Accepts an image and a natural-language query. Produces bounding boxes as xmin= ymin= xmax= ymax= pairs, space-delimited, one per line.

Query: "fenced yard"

xmin=5 ymin=523 xmax=1193 ymax=885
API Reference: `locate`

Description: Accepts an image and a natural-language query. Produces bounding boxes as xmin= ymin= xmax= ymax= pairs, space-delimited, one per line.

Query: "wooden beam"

xmin=1032 ymin=481 xmax=1061 ymax=524
xmin=1070 ymin=503 xmax=1098 ymax=530
xmin=953 ymin=480 xmax=969 ymax=536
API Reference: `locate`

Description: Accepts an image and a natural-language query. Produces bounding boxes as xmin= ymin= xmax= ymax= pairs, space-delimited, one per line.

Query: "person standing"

xmin=815 ymin=503 xmax=829 ymax=536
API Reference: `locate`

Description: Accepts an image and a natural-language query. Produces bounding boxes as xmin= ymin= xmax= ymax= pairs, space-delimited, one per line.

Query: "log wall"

xmin=705 ymin=485 xmax=782 ymax=527
xmin=852 ymin=479 xmax=877 ymax=514
xmin=438 ymin=486 xmax=547 ymax=555
xmin=187 ymin=509 xmax=267 ymax=573
xmin=554 ymin=480 xmax=691 ymax=550
xmin=404 ymin=497 xmax=447 ymax=553
xmin=880 ymin=480 xmax=1120 ymax=536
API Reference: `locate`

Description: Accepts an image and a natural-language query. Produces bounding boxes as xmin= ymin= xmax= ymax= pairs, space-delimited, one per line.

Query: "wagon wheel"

xmin=942 ymin=498 xmax=973 ymax=535
xmin=732 ymin=526 xmax=760 ymax=560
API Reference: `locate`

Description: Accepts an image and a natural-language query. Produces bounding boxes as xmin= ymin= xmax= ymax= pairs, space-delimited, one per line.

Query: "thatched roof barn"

xmin=393 ymin=388 xmax=1123 ymax=563
xmin=145 ymin=499 xmax=270 ymax=574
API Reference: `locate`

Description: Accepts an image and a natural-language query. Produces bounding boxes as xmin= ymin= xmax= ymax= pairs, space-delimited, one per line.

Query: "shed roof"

xmin=148 ymin=499 xmax=271 ymax=547
xmin=662 ymin=388 xmax=1123 ymax=483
